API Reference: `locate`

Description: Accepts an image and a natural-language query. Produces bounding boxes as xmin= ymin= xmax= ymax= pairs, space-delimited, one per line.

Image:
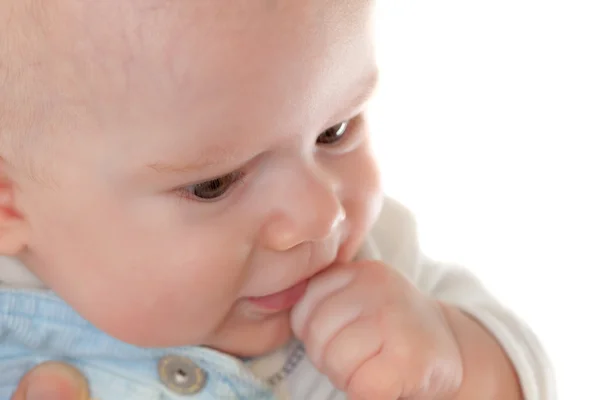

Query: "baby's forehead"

xmin=15 ymin=1 xmax=326 ymax=82
xmin=2 ymin=0 xmax=375 ymax=166
xmin=1 ymin=1 xmax=287 ymax=111
xmin=4 ymin=0 xmax=288 ymax=64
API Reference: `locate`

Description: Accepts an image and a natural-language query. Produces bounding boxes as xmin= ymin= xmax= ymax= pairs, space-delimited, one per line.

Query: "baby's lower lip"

xmin=246 ymin=280 xmax=308 ymax=312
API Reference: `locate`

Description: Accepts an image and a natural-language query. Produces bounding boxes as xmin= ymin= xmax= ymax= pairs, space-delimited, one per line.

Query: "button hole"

xmin=175 ymin=369 xmax=188 ymax=384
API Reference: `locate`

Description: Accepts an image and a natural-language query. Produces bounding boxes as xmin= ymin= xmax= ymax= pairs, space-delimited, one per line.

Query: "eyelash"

xmin=178 ymin=117 xmax=359 ymax=203
xmin=177 ymin=172 xmax=247 ymax=203
xmin=317 ymin=118 xmax=358 ymax=148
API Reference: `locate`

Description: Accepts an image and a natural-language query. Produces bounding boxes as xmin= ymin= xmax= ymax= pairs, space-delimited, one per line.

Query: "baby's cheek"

xmin=354 ymin=144 xmax=383 ymax=207
xmin=60 ymin=248 xmax=243 ymax=347
xmin=78 ymin=277 xmax=230 ymax=347
xmin=337 ymin=145 xmax=383 ymax=261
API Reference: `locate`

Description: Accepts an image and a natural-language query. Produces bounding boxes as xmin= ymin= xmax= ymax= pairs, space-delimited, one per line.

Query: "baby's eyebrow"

xmin=147 ymin=146 xmax=240 ymax=174
xmin=350 ymin=70 xmax=380 ymax=111
xmin=328 ymin=68 xmax=379 ymax=125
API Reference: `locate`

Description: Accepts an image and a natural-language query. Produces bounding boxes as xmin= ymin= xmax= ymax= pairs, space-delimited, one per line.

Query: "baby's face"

xmin=11 ymin=0 xmax=381 ymax=355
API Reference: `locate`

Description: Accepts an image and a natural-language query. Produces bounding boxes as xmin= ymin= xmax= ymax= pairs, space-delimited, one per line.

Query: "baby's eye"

xmin=316 ymin=121 xmax=349 ymax=145
xmin=185 ymin=172 xmax=243 ymax=200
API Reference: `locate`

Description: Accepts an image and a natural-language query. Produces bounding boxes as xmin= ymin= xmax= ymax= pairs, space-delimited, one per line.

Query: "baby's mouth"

xmin=243 ymin=230 xmax=349 ymax=314
xmin=246 ymin=279 xmax=309 ymax=312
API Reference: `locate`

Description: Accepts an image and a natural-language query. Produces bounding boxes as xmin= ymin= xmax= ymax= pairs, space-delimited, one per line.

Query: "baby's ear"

xmin=0 ymin=158 xmax=28 ymax=255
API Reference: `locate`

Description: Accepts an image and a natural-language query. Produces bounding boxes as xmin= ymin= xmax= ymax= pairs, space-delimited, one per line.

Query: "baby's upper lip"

xmin=247 ymin=229 xmax=347 ymax=298
xmin=265 ymin=257 xmax=337 ymax=296
xmin=251 ymin=254 xmax=338 ymax=299
xmin=304 ymin=255 xmax=339 ymax=281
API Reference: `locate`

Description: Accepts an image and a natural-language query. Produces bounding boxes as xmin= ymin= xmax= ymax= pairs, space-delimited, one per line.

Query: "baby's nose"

xmin=261 ymin=172 xmax=346 ymax=251
xmin=262 ymin=203 xmax=346 ymax=252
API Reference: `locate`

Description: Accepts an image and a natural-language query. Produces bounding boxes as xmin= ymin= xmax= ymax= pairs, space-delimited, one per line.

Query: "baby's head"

xmin=0 ymin=0 xmax=382 ymax=356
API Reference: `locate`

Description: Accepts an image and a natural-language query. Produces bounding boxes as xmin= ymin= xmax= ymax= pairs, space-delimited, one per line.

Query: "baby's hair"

xmin=0 ymin=0 xmax=78 ymax=182
xmin=0 ymin=0 xmax=45 ymax=172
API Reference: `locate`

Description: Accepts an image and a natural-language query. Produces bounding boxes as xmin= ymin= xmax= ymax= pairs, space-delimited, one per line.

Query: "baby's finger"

xmin=290 ymin=267 xmax=356 ymax=338
xmin=320 ymin=316 xmax=384 ymax=391
xmin=299 ymin=287 xmax=377 ymax=366
xmin=11 ymin=361 xmax=91 ymax=400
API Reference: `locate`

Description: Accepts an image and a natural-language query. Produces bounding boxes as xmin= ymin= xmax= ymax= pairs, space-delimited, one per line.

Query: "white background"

xmin=371 ymin=1 xmax=599 ymax=399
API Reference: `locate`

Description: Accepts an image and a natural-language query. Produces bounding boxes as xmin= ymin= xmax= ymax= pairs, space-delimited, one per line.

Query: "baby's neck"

xmin=0 ymin=256 xmax=45 ymax=288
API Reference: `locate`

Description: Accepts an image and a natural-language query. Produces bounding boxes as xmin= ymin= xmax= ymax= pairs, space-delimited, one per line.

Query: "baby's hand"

xmin=291 ymin=261 xmax=463 ymax=400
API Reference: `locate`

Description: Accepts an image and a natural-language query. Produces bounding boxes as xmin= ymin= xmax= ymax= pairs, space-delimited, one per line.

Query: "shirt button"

xmin=158 ymin=355 xmax=206 ymax=395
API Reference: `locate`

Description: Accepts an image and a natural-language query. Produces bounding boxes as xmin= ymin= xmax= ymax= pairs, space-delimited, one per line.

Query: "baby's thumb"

xmin=11 ymin=361 xmax=91 ymax=400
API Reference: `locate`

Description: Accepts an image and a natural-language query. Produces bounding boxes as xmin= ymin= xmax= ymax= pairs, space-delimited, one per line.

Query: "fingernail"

xmin=26 ymin=363 xmax=86 ymax=400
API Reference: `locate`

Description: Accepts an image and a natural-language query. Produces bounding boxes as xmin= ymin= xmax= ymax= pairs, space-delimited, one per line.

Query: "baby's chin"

xmin=203 ymin=311 xmax=295 ymax=358
xmin=88 ymin=307 xmax=294 ymax=358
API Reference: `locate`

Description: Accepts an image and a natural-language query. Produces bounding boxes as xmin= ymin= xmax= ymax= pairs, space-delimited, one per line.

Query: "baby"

xmin=0 ymin=1 xmax=554 ymax=399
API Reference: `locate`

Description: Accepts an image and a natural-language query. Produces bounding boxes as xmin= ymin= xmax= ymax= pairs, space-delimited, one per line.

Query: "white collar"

xmin=0 ymin=256 xmax=45 ymax=288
